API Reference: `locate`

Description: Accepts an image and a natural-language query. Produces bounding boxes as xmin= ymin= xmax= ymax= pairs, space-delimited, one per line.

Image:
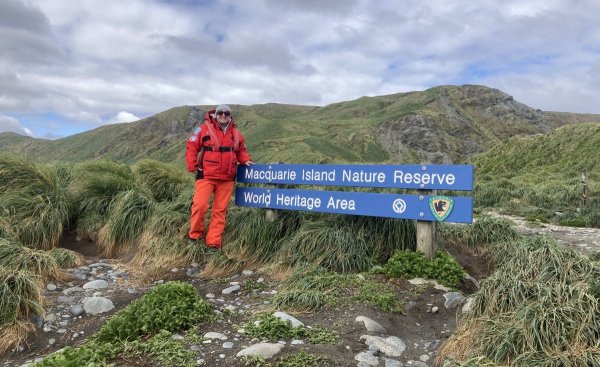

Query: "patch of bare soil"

xmin=1 ymin=232 xmax=490 ymax=367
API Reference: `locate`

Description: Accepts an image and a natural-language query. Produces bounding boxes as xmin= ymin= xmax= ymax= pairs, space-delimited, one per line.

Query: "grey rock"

xmin=356 ymin=316 xmax=387 ymax=333
xmin=291 ymin=340 xmax=304 ymax=345
xmin=360 ymin=335 xmax=406 ymax=357
xmin=83 ymin=280 xmax=109 ymax=290
xmin=408 ymin=361 xmax=428 ymax=367
xmin=242 ymin=270 xmax=254 ymax=276
xmin=384 ymin=359 xmax=404 ymax=367
xmin=48 ymin=338 xmax=56 ymax=346
xmin=222 ymin=285 xmax=240 ymax=295
xmin=273 ymin=311 xmax=303 ymax=328
xmin=57 ymin=296 xmax=75 ymax=304
xmin=222 ymin=342 xmax=234 ymax=349
xmin=420 ymin=354 xmax=431 ymax=362
xmin=462 ymin=297 xmax=475 ymax=314
xmin=46 ymin=284 xmax=57 ymax=291
xmin=31 ymin=315 xmax=44 ymax=329
xmin=236 ymin=343 xmax=283 ymax=359
xmin=443 ymin=292 xmax=464 ymax=309
xmin=63 ymin=287 xmax=84 ymax=295
xmin=127 ymin=287 xmax=137 ymax=294
xmin=355 ymin=351 xmax=379 ymax=366
xmin=204 ymin=332 xmax=227 ymax=340
xmin=69 ymin=305 xmax=85 ymax=317
xmin=82 ymin=297 xmax=114 ymax=315
xmin=186 ymin=268 xmax=199 ymax=277
xmin=73 ymin=272 xmax=88 ymax=280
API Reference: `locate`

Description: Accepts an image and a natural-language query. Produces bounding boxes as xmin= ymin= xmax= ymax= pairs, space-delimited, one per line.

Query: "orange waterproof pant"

xmin=189 ymin=179 xmax=235 ymax=248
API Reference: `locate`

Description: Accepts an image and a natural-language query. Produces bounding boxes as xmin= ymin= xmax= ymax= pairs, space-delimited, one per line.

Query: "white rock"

xmin=222 ymin=342 xmax=234 ymax=349
xmin=443 ymin=292 xmax=465 ymax=309
xmin=242 ymin=270 xmax=254 ymax=276
xmin=291 ymin=340 xmax=304 ymax=345
xmin=431 ymin=306 xmax=439 ymax=313
xmin=355 ymin=351 xmax=380 ymax=366
xmin=273 ymin=311 xmax=304 ymax=328
xmin=462 ymin=297 xmax=475 ymax=314
xmin=82 ymin=280 xmax=109 ymax=290
xmin=420 ymin=354 xmax=430 ymax=362
xmin=236 ymin=343 xmax=284 ymax=359
xmin=360 ymin=335 xmax=406 ymax=357
xmin=82 ymin=297 xmax=114 ymax=315
xmin=222 ymin=285 xmax=240 ymax=295
xmin=204 ymin=332 xmax=227 ymax=340
xmin=355 ymin=316 xmax=387 ymax=333
xmin=46 ymin=284 xmax=57 ymax=291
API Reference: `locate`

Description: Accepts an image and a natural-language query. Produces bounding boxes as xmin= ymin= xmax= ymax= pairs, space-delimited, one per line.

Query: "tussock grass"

xmin=438 ymin=236 xmax=600 ymax=366
xmin=132 ymin=159 xmax=191 ymax=202
xmin=0 ymin=155 xmax=71 ymax=249
xmin=49 ymin=248 xmax=84 ymax=269
xmin=224 ymin=207 xmax=306 ymax=267
xmin=0 ymin=238 xmax=67 ymax=281
xmin=69 ymin=160 xmax=136 ymax=240
xmin=98 ymin=189 xmax=155 ymax=257
xmin=0 ymin=268 xmax=43 ymax=355
xmin=439 ymin=215 xmax=520 ymax=253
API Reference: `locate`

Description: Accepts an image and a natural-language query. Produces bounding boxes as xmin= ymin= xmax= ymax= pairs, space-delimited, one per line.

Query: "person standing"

xmin=186 ymin=104 xmax=252 ymax=252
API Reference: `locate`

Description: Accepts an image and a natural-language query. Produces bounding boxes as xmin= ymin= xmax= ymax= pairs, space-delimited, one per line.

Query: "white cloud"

xmin=106 ymin=111 xmax=140 ymax=125
xmin=0 ymin=0 xmax=599 ymax=138
xmin=0 ymin=115 xmax=34 ymax=136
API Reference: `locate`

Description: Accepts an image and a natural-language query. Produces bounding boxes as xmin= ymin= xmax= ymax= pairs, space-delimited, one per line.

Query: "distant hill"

xmin=472 ymin=122 xmax=600 ymax=179
xmin=2 ymin=85 xmax=600 ymax=165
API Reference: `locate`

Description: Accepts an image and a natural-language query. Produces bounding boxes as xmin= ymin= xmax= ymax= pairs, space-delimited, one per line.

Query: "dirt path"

xmin=486 ymin=212 xmax=600 ymax=256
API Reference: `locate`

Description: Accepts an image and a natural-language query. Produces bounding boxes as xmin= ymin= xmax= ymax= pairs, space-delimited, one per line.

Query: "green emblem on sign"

xmin=429 ymin=196 xmax=454 ymax=222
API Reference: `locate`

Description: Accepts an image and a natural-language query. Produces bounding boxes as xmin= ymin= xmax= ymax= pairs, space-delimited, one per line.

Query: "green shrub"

xmin=94 ymin=281 xmax=213 ymax=343
xmin=381 ymin=250 xmax=465 ymax=288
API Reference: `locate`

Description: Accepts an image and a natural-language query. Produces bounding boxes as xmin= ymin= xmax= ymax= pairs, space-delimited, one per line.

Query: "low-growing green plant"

xmin=33 ymin=341 xmax=116 ymax=367
xmin=245 ymin=313 xmax=305 ymax=340
xmin=121 ymin=329 xmax=197 ymax=367
xmin=381 ymin=250 xmax=465 ymax=288
xmin=276 ymin=351 xmax=330 ymax=367
xmin=94 ymin=281 xmax=213 ymax=343
xmin=244 ymin=313 xmax=337 ymax=344
xmin=354 ymin=279 xmax=405 ymax=313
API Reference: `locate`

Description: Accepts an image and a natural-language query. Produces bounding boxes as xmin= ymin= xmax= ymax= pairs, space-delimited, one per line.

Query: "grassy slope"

xmin=3 ymin=85 xmax=600 ymax=165
xmin=472 ymin=122 xmax=600 ymax=180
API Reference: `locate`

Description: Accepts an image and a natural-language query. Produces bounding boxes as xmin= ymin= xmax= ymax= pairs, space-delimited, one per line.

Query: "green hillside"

xmin=2 ymin=85 xmax=600 ymax=165
xmin=471 ymin=122 xmax=600 ymax=226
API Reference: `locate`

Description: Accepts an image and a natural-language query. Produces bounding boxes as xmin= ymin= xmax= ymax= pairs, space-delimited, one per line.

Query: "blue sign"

xmin=237 ymin=164 xmax=473 ymax=191
xmin=236 ymin=187 xmax=473 ymax=223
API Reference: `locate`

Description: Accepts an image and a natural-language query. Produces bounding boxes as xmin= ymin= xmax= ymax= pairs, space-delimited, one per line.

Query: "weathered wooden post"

xmin=582 ymin=171 xmax=588 ymax=206
xmin=417 ymin=189 xmax=437 ymax=259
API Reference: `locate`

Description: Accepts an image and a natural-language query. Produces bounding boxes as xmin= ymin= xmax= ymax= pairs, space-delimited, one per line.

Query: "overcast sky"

xmin=1 ymin=0 xmax=599 ymax=139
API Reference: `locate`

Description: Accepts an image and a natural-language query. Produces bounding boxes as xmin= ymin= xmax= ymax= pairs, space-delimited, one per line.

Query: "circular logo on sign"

xmin=392 ymin=199 xmax=406 ymax=214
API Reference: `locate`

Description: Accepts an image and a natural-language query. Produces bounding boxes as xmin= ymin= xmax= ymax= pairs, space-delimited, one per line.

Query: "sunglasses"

xmin=216 ymin=110 xmax=231 ymax=116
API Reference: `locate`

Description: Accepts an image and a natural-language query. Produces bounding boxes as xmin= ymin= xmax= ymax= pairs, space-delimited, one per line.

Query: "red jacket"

xmin=186 ymin=110 xmax=251 ymax=181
